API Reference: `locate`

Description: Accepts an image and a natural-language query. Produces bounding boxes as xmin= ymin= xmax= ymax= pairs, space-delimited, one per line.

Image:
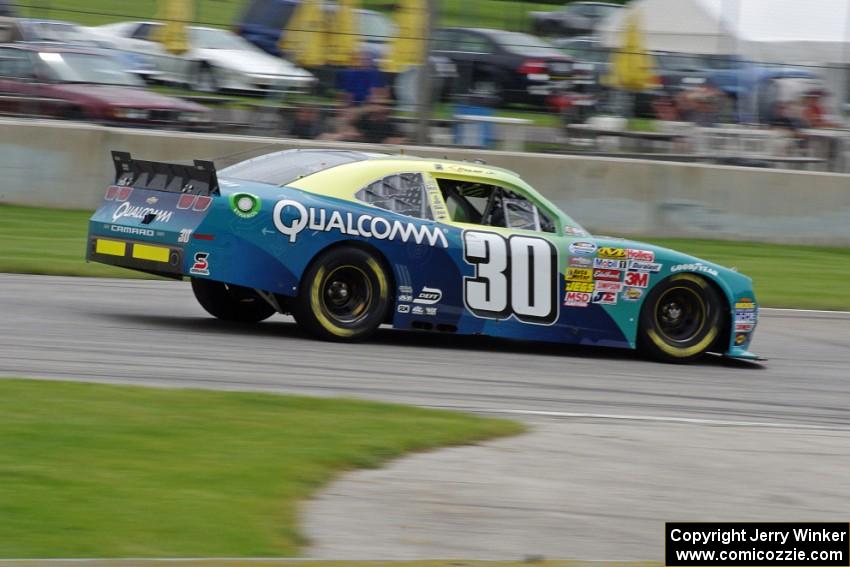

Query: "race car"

xmin=87 ymin=149 xmax=760 ymax=363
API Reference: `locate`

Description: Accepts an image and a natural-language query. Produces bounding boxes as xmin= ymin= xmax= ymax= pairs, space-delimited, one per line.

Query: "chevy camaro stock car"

xmin=87 ymin=149 xmax=760 ymax=363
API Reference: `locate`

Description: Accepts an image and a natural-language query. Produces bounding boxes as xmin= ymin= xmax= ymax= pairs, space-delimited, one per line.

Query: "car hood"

xmin=197 ymin=49 xmax=312 ymax=78
xmin=52 ymin=84 xmax=208 ymax=111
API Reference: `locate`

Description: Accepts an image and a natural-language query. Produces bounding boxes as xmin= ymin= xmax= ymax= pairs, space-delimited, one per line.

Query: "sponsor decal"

xmin=736 ymin=301 xmax=756 ymax=310
xmin=568 ymin=256 xmax=593 ymax=268
xmin=190 ymin=252 xmax=210 ymax=276
xmin=564 ymin=291 xmax=591 ymax=307
xmin=735 ymin=333 xmax=748 ymax=346
xmin=566 ymin=267 xmax=593 ymax=282
xmin=671 ymin=262 xmax=719 ymax=277
xmin=592 ymin=291 xmax=618 ymax=305
xmin=627 ymin=249 xmax=655 ymax=262
xmin=146 ymin=196 xmax=159 ymax=205
xmin=736 ymin=322 xmax=755 ymax=332
xmin=566 ymin=281 xmax=595 ymax=293
xmin=230 ymin=193 xmax=261 ymax=219
xmin=398 ymin=294 xmax=413 ymax=302
xmin=628 ymin=260 xmax=662 ymax=272
xmin=594 ymin=281 xmax=623 ymax=293
xmin=622 ymin=287 xmax=643 ymax=301
xmin=112 ymin=202 xmax=174 ymax=224
xmin=413 ymin=287 xmax=442 ymax=305
xmin=735 ymin=306 xmax=757 ymax=333
xmin=425 ymin=307 xmax=438 ymax=316
xmin=399 ymin=285 xmax=413 ymax=294
xmin=178 ymin=228 xmax=192 ymax=244
xmin=397 ymin=304 xmax=411 ymax=314
xmin=594 ymin=258 xmax=628 ymax=270
xmin=593 ymin=268 xmax=622 ymax=282
xmin=564 ymin=226 xmax=589 ymax=237
xmin=597 ymin=247 xmax=626 ymax=259
xmin=108 ymin=224 xmax=154 ymax=237
xmin=412 ymin=305 xmax=425 ymax=315
xmin=273 ymin=200 xmax=448 ymax=248
xmin=624 ymin=271 xmax=650 ymax=288
xmin=569 ymin=241 xmax=597 ymax=256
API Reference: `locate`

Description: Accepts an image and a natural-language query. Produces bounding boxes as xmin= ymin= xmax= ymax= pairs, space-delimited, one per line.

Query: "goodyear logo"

xmin=597 ymin=247 xmax=626 ymax=259
xmin=566 ymin=268 xmax=593 ymax=282
xmin=566 ymin=281 xmax=595 ymax=293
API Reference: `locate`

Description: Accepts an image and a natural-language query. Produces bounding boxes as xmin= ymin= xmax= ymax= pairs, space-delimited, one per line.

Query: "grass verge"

xmin=0 ymin=377 xmax=523 ymax=558
xmin=1 ymin=204 xmax=848 ymax=309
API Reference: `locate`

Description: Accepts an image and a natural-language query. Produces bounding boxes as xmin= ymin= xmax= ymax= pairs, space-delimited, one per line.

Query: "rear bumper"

xmin=87 ymin=236 xmax=185 ymax=279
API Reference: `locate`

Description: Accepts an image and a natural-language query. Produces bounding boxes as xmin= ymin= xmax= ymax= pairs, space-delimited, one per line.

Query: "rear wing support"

xmin=111 ymin=151 xmax=220 ymax=196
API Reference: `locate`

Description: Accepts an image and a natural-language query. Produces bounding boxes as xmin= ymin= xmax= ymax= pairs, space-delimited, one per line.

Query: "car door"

xmin=424 ymin=172 xmax=567 ymax=329
xmin=119 ymin=22 xmax=187 ymax=84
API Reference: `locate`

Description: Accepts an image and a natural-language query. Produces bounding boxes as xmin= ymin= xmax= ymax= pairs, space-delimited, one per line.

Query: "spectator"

xmin=335 ymin=50 xmax=386 ymax=107
xmin=801 ymin=89 xmax=839 ymax=129
xmin=352 ymin=97 xmax=406 ymax=144
xmin=288 ymin=106 xmax=324 ymax=139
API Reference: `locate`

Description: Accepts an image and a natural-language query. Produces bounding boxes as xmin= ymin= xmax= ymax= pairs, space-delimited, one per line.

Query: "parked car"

xmin=88 ymin=21 xmax=315 ymax=94
xmin=0 ymin=44 xmax=209 ymax=127
xmin=531 ymin=2 xmax=621 ymax=37
xmin=236 ymin=0 xmax=392 ymax=60
xmin=0 ymin=17 xmax=160 ymax=82
xmin=432 ymin=27 xmax=573 ymax=106
xmin=234 ymin=0 xmax=456 ymax=103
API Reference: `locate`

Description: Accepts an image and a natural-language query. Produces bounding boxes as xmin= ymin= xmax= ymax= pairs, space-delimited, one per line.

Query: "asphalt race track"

xmin=2 ymin=274 xmax=849 ymax=427
xmin=3 ymin=273 xmax=850 ymax=559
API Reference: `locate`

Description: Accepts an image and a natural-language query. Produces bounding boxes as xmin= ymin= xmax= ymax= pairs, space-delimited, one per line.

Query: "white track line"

xmin=760 ymin=307 xmax=850 ymax=316
xmin=428 ymin=407 xmax=849 ymax=431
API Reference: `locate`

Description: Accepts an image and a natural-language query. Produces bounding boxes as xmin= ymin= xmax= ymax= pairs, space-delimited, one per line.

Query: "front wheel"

xmin=637 ymin=274 xmax=725 ymax=363
xmin=292 ymin=246 xmax=391 ymax=341
xmin=191 ymin=278 xmax=276 ymax=322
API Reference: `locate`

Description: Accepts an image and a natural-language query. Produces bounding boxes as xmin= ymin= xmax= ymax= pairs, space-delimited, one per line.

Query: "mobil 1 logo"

xmin=462 ymin=230 xmax=559 ymax=325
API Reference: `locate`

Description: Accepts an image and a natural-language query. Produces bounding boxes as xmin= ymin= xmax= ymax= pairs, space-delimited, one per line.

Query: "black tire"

xmin=191 ymin=278 xmax=276 ymax=322
xmin=292 ymin=246 xmax=391 ymax=342
xmin=637 ymin=273 xmax=726 ymax=363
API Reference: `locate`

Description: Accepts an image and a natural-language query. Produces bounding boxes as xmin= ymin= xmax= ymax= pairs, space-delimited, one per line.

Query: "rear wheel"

xmin=191 ymin=278 xmax=276 ymax=322
xmin=638 ymin=274 xmax=725 ymax=363
xmin=292 ymin=246 xmax=391 ymax=341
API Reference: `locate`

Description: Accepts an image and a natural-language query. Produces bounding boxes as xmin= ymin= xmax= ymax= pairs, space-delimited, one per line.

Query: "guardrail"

xmin=1 ymin=117 xmax=849 ymax=245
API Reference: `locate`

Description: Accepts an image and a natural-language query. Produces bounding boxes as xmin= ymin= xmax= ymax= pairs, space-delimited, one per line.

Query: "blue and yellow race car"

xmin=87 ymin=149 xmax=759 ymax=363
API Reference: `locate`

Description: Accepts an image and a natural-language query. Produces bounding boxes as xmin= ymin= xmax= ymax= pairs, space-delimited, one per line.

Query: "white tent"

xmin=598 ymin=0 xmax=850 ymax=66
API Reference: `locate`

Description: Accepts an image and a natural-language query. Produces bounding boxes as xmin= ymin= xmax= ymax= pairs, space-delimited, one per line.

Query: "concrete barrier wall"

xmin=2 ymin=118 xmax=849 ymax=245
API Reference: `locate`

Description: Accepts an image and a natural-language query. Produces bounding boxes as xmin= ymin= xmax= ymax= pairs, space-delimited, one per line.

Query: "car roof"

xmin=221 ymin=149 xmax=524 ymax=187
xmin=0 ymin=42 xmax=98 ymax=54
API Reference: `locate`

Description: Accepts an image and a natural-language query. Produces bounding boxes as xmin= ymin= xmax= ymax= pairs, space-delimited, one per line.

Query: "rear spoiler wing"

xmin=111 ymin=151 xmax=220 ymax=196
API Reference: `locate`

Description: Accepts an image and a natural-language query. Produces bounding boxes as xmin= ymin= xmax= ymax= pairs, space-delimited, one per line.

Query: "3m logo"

xmin=624 ymin=271 xmax=650 ymax=288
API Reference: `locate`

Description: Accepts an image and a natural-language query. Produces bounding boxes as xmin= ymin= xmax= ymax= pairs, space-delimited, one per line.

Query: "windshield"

xmin=491 ymin=31 xmax=562 ymax=57
xmin=220 ymin=149 xmax=370 ymax=186
xmin=190 ymin=27 xmax=255 ymax=50
xmin=38 ymin=51 xmax=141 ymax=86
xmin=22 ymin=21 xmax=99 ymax=46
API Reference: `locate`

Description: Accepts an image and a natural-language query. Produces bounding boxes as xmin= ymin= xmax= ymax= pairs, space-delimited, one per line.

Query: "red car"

xmin=0 ymin=44 xmax=209 ymax=127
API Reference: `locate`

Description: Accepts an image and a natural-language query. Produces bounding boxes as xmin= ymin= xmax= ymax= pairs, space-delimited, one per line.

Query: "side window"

xmin=432 ymin=30 xmax=455 ymax=51
xmin=436 ymin=178 xmax=555 ymax=233
xmin=131 ymin=23 xmax=155 ymax=40
xmin=457 ymin=33 xmax=492 ymax=54
xmin=356 ymin=173 xmax=433 ymax=220
xmin=0 ymin=49 xmax=33 ymax=79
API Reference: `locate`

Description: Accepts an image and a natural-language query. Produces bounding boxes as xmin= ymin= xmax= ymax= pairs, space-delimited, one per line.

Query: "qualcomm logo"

xmin=273 ymin=200 xmax=448 ymax=248
xmin=112 ymin=202 xmax=173 ymax=224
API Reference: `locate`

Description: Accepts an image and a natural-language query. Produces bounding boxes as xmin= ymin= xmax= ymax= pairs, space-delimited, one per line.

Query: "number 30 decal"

xmin=463 ymin=231 xmax=558 ymax=325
